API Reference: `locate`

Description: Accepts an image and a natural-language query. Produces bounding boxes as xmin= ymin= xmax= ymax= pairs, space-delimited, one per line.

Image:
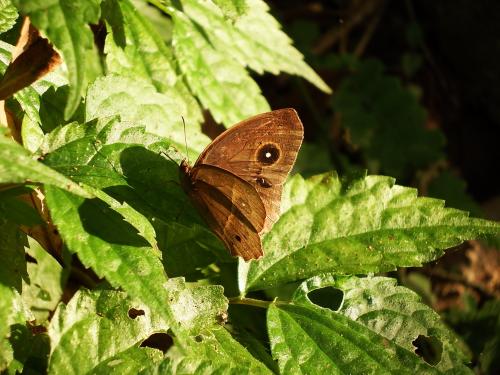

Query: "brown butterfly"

xmin=180 ymin=109 xmax=303 ymax=261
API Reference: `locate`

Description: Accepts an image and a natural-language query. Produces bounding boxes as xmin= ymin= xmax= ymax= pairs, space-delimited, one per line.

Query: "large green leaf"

xmin=44 ymin=185 xmax=176 ymax=328
xmin=85 ymin=75 xmax=209 ymax=157
xmin=267 ymin=302 xmax=441 ymax=374
xmin=41 ymin=117 xmax=228 ymax=275
xmin=41 ymin=117 xmax=229 ymax=335
xmin=180 ymin=0 xmax=330 ymax=93
xmin=240 ymin=173 xmax=500 ymax=292
xmin=0 ymin=127 xmax=89 ymax=197
xmin=47 ymin=281 xmax=228 ymax=373
xmin=293 ymin=275 xmax=472 ymax=374
xmin=11 ymin=0 xmax=102 ymax=119
xmin=171 ymin=10 xmax=270 ymax=127
xmin=102 ymin=0 xmax=202 ymax=126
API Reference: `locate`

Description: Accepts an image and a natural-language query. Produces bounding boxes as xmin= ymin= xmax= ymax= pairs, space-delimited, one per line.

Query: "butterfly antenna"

xmin=182 ymin=116 xmax=189 ymax=164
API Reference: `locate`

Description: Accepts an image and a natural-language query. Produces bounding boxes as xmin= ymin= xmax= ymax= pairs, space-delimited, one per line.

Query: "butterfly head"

xmin=179 ymin=159 xmax=195 ymax=192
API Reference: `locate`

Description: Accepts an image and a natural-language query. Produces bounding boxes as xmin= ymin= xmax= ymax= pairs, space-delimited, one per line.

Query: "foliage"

xmin=0 ymin=1 xmax=498 ymax=374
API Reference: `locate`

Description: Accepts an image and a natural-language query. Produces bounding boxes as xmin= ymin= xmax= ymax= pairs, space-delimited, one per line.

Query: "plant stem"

xmin=228 ymin=297 xmax=273 ymax=309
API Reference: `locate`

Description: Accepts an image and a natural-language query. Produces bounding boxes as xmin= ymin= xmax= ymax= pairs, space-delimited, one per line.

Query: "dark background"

xmin=257 ymin=2 xmax=500 ymax=373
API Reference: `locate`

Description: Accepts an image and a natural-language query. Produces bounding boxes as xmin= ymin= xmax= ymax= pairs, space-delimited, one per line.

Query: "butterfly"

xmin=180 ymin=109 xmax=303 ymax=261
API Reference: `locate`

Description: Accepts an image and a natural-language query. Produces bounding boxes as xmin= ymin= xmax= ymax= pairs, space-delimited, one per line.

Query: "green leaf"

xmin=44 ymin=185 xmax=177 ymax=329
xmin=446 ymin=299 xmax=500 ymax=374
xmin=171 ymin=10 xmax=270 ymax=127
xmin=40 ymin=117 xmax=180 ymax=243
xmin=22 ymin=237 xmax=68 ymax=324
xmin=212 ymin=0 xmax=248 ymax=20
xmin=267 ymin=302 xmax=440 ymax=374
xmin=0 ymin=188 xmax=43 ymax=226
xmin=103 ymin=0 xmax=175 ymax=92
xmin=0 ymin=213 xmax=28 ymax=293
xmin=93 ymin=347 xmax=164 ymax=374
xmin=180 ymin=0 xmax=330 ymax=94
xmin=0 ymin=218 xmax=30 ymax=373
xmin=0 ymin=127 xmax=89 ymax=197
xmin=47 ymin=289 xmax=168 ymax=374
xmin=333 ymin=59 xmax=443 ymax=179
xmin=47 ymin=281 xmax=228 ymax=373
xmin=0 ymin=287 xmax=29 ymax=373
xmin=40 ymin=117 xmax=230 ymax=336
xmin=240 ymin=173 xmax=500 ymax=292
xmin=41 ymin=117 xmax=229 ymax=275
xmin=85 ymin=75 xmax=209 ymax=156
xmin=102 ymin=0 xmax=203 ymax=126
xmin=293 ymin=275 xmax=472 ymax=373
xmin=160 ymin=222 xmax=231 ymax=278
xmin=163 ymin=327 xmax=272 ymax=374
xmin=165 ymin=278 xmax=228 ymax=334
xmin=12 ymin=0 xmax=102 ymax=119
xmin=0 ymin=0 xmax=18 ymax=34
xmin=0 ymin=285 xmax=16 ymax=372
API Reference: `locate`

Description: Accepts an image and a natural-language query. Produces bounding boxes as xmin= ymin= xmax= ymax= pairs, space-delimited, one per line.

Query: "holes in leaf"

xmin=128 ymin=308 xmax=145 ymax=319
xmin=413 ymin=334 xmax=443 ymax=365
xmin=140 ymin=332 xmax=173 ymax=354
xmin=195 ymin=335 xmax=204 ymax=342
xmin=307 ymin=287 xmax=344 ymax=311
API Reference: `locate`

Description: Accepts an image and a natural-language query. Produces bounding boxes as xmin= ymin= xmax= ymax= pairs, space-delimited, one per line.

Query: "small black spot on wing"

xmin=235 ymin=235 xmax=242 ymax=242
xmin=256 ymin=177 xmax=273 ymax=188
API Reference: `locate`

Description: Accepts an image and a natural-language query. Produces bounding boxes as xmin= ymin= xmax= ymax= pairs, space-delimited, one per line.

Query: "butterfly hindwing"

xmin=187 ymin=164 xmax=265 ymax=260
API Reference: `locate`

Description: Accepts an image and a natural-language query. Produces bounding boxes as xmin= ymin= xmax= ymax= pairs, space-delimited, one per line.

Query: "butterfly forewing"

xmin=195 ymin=108 xmax=304 ymax=232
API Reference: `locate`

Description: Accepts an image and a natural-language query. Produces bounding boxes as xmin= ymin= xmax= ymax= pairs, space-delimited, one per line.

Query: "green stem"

xmin=228 ymin=297 xmax=273 ymax=309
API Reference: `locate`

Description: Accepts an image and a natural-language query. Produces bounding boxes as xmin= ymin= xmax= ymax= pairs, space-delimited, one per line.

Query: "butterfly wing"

xmin=195 ymin=108 xmax=303 ymax=232
xmin=187 ymin=164 xmax=266 ymax=260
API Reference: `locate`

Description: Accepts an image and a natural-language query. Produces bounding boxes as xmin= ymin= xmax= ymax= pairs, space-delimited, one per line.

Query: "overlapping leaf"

xmin=180 ymin=0 xmax=330 ymax=93
xmin=267 ymin=302 xmax=440 ymax=374
xmin=41 ymin=116 xmax=227 ymax=272
xmin=0 ymin=127 xmax=89 ymax=197
xmin=171 ymin=10 xmax=270 ymax=127
xmin=102 ymin=0 xmax=202 ymax=126
xmin=240 ymin=173 xmax=500 ymax=292
xmin=47 ymin=281 xmax=228 ymax=373
xmin=85 ymin=75 xmax=209 ymax=156
xmin=293 ymin=275 xmax=472 ymax=374
xmin=45 ymin=185 xmax=176 ymax=328
xmin=12 ymin=0 xmax=102 ymax=119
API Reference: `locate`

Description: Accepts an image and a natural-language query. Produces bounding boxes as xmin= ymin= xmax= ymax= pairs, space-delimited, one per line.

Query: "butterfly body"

xmin=179 ymin=109 xmax=303 ymax=261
